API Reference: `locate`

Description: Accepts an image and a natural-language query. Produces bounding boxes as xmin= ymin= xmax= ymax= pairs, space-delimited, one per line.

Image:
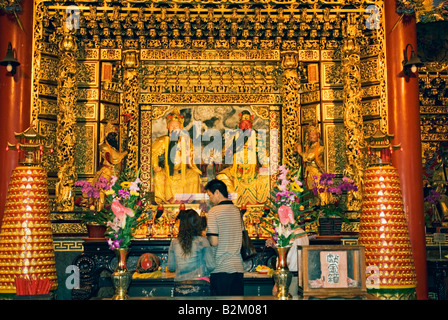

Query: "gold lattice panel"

xmin=324 ymin=123 xmax=346 ymax=175
xmin=75 ymin=123 xmax=97 ymax=176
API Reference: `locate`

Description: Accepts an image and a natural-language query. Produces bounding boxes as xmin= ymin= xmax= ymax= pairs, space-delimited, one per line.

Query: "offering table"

xmin=71 ymin=239 xmax=276 ymax=300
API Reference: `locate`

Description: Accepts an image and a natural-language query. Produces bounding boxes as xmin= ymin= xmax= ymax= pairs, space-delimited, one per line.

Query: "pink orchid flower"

xmin=278 ymin=205 xmax=294 ymax=225
xmin=109 ymin=176 xmax=118 ymax=189
xmin=111 ymin=199 xmax=135 ymax=220
xmin=129 ymin=178 xmax=141 ymax=193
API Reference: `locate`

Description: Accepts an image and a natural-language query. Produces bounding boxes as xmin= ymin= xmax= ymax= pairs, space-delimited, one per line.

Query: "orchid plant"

xmin=424 ymin=189 xmax=443 ymax=226
xmin=425 ymin=189 xmax=441 ymax=205
xmin=76 ymin=169 xmax=149 ymax=250
xmin=261 ymin=165 xmax=315 ymax=247
xmin=312 ymin=172 xmax=358 ymax=220
xmin=74 ymin=177 xmax=111 ymax=225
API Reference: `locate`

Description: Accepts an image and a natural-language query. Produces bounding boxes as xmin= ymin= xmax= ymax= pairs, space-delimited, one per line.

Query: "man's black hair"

xmin=204 ymin=179 xmax=229 ymax=198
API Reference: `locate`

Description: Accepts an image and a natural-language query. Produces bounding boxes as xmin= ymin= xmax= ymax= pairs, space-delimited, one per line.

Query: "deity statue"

xmin=87 ymin=123 xmax=128 ymax=211
xmin=216 ymin=110 xmax=270 ymax=206
xmin=296 ymin=124 xmax=325 ymax=204
xmin=96 ymin=123 xmax=128 ymax=181
xmin=423 ymin=142 xmax=448 ymax=225
xmin=152 ymin=107 xmax=202 ymax=204
xmin=432 ymin=183 xmax=448 ymax=224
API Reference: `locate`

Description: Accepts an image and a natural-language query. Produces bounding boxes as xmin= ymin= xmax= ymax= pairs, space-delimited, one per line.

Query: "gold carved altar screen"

xmin=137 ymin=50 xmax=282 ymax=206
xmin=29 ymin=0 xmax=389 ymax=232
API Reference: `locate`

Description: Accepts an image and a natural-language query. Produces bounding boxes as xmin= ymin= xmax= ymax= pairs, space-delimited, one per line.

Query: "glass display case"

xmin=297 ymin=245 xmax=367 ymax=298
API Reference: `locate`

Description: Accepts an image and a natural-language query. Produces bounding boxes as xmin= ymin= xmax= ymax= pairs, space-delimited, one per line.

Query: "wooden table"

xmin=128 ymin=272 xmax=275 ymax=297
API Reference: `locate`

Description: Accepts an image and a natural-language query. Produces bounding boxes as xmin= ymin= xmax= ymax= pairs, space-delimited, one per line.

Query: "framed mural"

xmin=139 ymin=104 xmax=279 ymax=207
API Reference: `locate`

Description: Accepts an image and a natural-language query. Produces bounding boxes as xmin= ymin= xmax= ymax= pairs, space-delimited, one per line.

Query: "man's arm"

xmin=207 ymin=234 xmax=219 ymax=247
xmin=206 ymin=209 xmax=219 ymax=246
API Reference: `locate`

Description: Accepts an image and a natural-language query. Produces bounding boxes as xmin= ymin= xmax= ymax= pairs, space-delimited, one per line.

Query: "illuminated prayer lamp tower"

xmin=0 ymin=125 xmax=57 ymax=297
xmin=358 ymin=127 xmax=417 ymax=300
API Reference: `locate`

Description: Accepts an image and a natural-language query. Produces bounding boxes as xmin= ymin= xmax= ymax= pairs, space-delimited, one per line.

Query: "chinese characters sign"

xmin=320 ymin=251 xmax=348 ymax=288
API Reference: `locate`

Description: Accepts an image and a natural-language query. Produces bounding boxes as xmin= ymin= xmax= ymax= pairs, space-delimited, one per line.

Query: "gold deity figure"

xmin=96 ymin=124 xmax=128 ymax=181
xmin=92 ymin=123 xmax=128 ymax=210
xmin=216 ymin=110 xmax=270 ymax=206
xmin=152 ymin=107 xmax=202 ymax=204
xmin=296 ymin=124 xmax=325 ymax=203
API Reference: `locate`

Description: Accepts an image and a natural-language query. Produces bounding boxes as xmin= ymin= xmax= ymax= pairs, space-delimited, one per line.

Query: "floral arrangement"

xmin=312 ymin=172 xmax=358 ymax=220
xmin=74 ymin=177 xmax=111 ymax=225
xmin=425 ymin=189 xmax=441 ymax=205
xmin=75 ymin=169 xmax=149 ymax=250
xmin=261 ymin=165 xmax=315 ymax=247
xmin=424 ymin=189 xmax=443 ymax=226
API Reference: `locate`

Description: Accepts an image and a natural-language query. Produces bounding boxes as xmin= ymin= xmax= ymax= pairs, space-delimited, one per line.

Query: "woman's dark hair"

xmin=177 ymin=209 xmax=203 ymax=256
xmin=204 ymin=179 xmax=228 ymax=198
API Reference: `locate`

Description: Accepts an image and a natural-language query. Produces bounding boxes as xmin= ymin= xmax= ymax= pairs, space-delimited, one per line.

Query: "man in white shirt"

xmin=205 ymin=179 xmax=245 ymax=296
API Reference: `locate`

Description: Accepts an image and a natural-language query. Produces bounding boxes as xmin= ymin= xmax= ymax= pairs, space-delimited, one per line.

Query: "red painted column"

xmin=0 ymin=1 xmax=34 ymax=227
xmin=384 ymin=0 xmax=428 ymax=299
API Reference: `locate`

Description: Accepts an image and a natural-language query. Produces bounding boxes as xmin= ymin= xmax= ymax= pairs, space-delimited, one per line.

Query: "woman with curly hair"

xmin=168 ymin=209 xmax=215 ymax=296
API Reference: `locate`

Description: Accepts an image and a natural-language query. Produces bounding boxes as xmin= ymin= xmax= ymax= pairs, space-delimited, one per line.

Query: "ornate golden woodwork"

xmin=419 ymin=62 xmax=448 ymax=162
xmin=121 ymin=50 xmax=140 ymax=173
xmin=281 ymin=51 xmax=301 ymax=169
xmin=341 ymin=13 xmax=366 ymax=211
xmin=29 ymin=0 xmax=389 ymax=219
xmin=55 ymin=27 xmax=79 ymax=211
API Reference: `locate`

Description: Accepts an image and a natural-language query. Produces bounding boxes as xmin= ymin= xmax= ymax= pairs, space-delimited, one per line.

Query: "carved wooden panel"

xmin=75 ymin=122 xmax=97 ymax=176
xmin=324 ymin=123 xmax=346 ymax=175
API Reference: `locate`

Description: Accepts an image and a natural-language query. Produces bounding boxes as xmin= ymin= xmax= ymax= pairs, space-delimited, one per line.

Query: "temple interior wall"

xmin=30 ymin=1 xmax=387 ymax=228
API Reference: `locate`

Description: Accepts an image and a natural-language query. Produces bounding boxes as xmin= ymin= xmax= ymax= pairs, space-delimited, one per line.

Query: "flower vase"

xmin=273 ymin=246 xmax=292 ymax=300
xmin=111 ymin=248 xmax=131 ymax=300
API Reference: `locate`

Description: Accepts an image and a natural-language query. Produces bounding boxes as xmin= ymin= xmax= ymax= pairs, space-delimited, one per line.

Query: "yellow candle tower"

xmin=0 ymin=125 xmax=57 ymax=297
xmin=358 ymin=128 xmax=417 ymax=300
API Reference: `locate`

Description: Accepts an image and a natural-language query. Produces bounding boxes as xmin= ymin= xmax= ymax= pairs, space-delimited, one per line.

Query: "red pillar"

xmin=0 ymin=1 xmax=34 ymax=227
xmin=384 ymin=0 xmax=428 ymax=299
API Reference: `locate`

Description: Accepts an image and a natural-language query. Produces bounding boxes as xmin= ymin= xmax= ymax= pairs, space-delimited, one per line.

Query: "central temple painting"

xmin=145 ymin=105 xmax=272 ymax=206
